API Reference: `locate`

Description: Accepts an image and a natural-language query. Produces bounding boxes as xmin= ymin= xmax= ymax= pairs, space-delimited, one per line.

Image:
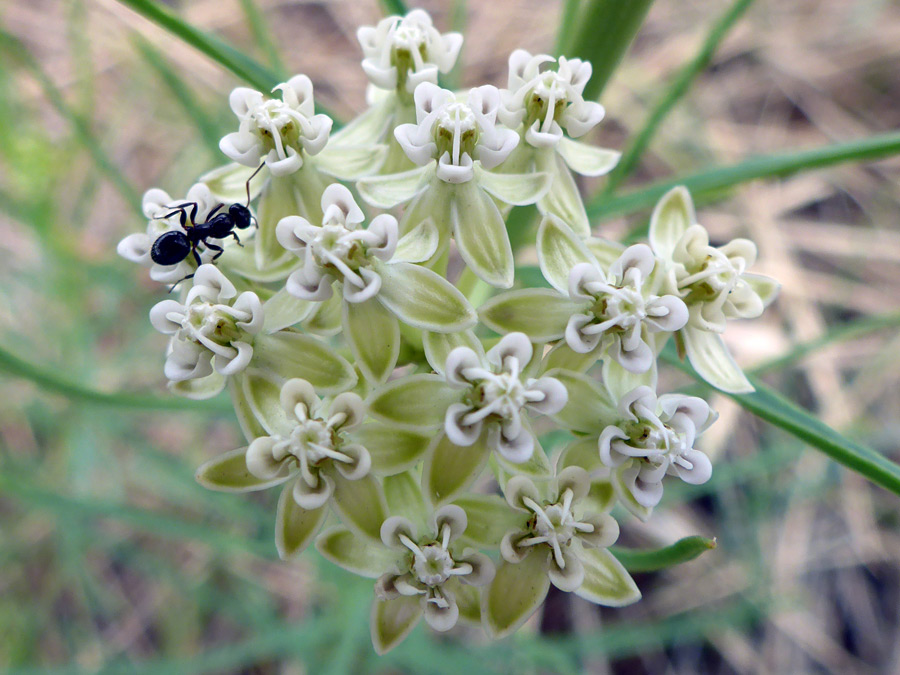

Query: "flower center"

xmin=479 ymin=372 xmax=527 ymax=419
xmin=434 ymin=102 xmax=479 ymax=165
xmin=182 ymin=303 xmax=244 ymax=347
xmin=412 ymin=544 xmax=455 ymax=587
xmin=309 ymin=223 xmax=360 ymax=270
xmin=517 ymin=490 xmax=594 ymax=569
xmin=678 ymin=250 xmax=741 ymax=304
xmin=525 ymin=72 xmax=569 ymax=133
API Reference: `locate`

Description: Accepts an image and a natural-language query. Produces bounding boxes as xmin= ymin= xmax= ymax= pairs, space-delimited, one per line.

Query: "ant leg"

xmin=230 ymin=232 xmax=244 ymax=247
xmin=168 ymin=272 xmax=195 ymax=294
xmin=192 ymin=247 xmax=203 ymax=267
xmin=207 ymin=203 xmax=223 ymax=220
xmin=206 ymin=243 xmax=225 ymax=262
xmin=245 ymin=162 xmax=265 ymax=206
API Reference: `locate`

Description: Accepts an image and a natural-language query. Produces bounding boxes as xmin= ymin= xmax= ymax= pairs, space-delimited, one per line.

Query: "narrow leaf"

xmin=611 ymin=535 xmax=717 ymax=572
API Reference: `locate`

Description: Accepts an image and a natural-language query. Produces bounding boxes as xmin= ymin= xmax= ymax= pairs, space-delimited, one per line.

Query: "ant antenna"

xmin=245 ymin=162 xmax=266 ymax=207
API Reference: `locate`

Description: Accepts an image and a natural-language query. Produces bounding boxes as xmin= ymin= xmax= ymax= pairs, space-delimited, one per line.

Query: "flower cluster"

xmin=118 ymin=9 xmax=779 ymax=654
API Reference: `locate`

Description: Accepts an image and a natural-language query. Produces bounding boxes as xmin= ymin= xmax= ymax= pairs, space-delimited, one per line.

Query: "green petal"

xmin=483 ymin=552 xmax=551 ymax=639
xmin=394 ymin=218 xmax=440 ymax=263
xmin=331 ymin=473 xmax=387 ymax=542
xmin=423 ymin=432 xmax=490 ymax=505
xmin=585 ymin=236 xmax=627 ymax=270
xmin=612 ymin=463 xmax=653 ymax=521
xmin=371 ymin=596 xmax=422 ymax=655
xmin=682 ymin=326 xmax=754 ymax=394
xmin=228 ymin=376 xmax=267 ymax=442
xmin=367 ymin=374 xmax=461 ymax=431
xmin=536 ymin=214 xmax=597 ymax=293
xmin=195 ymin=447 xmax=290 ymax=492
xmin=262 ymin=287 xmax=313 ymax=333
xmin=540 ymin=341 xmax=601 ymax=374
xmin=275 ymin=481 xmax=327 ymax=559
xmin=315 ymin=526 xmax=398 ymax=578
xmin=575 ymin=547 xmax=642 ymax=607
xmin=537 ymin=150 xmax=590 ymax=237
xmin=376 ymin=261 xmax=477 ymax=332
xmin=329 ymin=95 xmax=394 ymax=147
xmin=545 ymin=369 xmax=618 ymax=434
xmin=343 ymin=297 xmax=400 ymax=385
xmin=493 ymin=428 xmax=552 ymax=479
xmin=556 ymin=137 xmax=620 ymax=177
xmin=475 ymin=165 xmax=551 ymax=206
xmin=451 ymin=182 xmax=514 ymax=289
xmin=743 ymin=273 xmax=781 ymax=308
xmin=253 ymin=330 xmax=357 ymax=395
xmin=357 ymin=164 xmax=434 ymax=208
xmin=200 ymin=162 xmax=266 ymax=203
xmin=602 ymin=357 xmax=658 ymax=402
xmin=231 ymin=368 xmax=290 ymax=437
xmin=218 ymin=245 xmax=297 ymax=283
xmin=397 ymin=178 xmax=452 ymax=236
xmin=301 ymin=291 xmax=342 ymax=337
xmin=314 ymin=144 xmax=387 ymax=181
xmin=422 ymin=329 xmax=484 ymax=374
xmin=255 ymin=174 xmax=307 ymax=271
xmin=452 ymin=494 xmax=524 ymax=548
xmin=383 ymin=471 xmax=428 ymax=531
xmin=351 ymin=422 xmax=432 ymax=476
xmin=649 ymin=186 xmax=695 ymax=259
xmin=170 ymin=371 xmax=225 ymax=400
xmin=479 ymin=289 xmax=582 ymax=342
xmin=452 ymin=579 xmax=482 ymax=625
xmin=558 ymin=437 xmax=616 ymax=514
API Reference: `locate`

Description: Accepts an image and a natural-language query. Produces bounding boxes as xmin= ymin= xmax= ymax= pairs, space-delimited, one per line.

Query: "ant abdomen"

xmin=151 ymin=230 xmax=192 ymax=266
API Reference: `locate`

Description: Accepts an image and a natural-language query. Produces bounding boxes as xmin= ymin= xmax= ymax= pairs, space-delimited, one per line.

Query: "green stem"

xmin=237 ymin=0 xmax=288 ymax=76
xmin=378 ymin=0 xmax=408 ymax=16
xmin=611 ymin=535 xmax=717 ymax=572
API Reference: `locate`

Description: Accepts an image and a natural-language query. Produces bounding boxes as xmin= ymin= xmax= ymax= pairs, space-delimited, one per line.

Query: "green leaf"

xmin=195 ymin=447 xmax=289 ymax=492
xmin=316 ymin=526 xmax=398 ymax=578
xmin=371 ymin=596 xmax=422 ymax=656
xmin=314 ymin=144 xmax=388 ymax=181
xmin=483 ymin=552 xmax=551 ymax=639
xmin=452 ymin=494 xmax=524 ymax=548
xmin=475 ymin=165 xmax=552 ymax=205
xmin=253 ymin=330 xmax=357 ymax=394
xmin=343 ymin=297 xmax=400 ymax=384
xmin=331 ymin=473 xmax=388 ymax=542
xmin=352 ymin=423 xmax=432 ymax=476
xmin=611 ymin=535 xmax=717 ymax=572
xmin=422 ymin=330 xmax=484 ymax=374
xmin=566 ymin=0 xmax=656 ymax=100
xmin=536 ymin=213 xmax=596 ymax=293
xmin=262 ymin=286 xmax=313 ymax=334
xmin=556 ymin=138 xmax=620 ymax=177
xmin=451 ymin=181 xmax=515 ymax=288
xmin=376 ymin=261 xmax=477 ymax=332
xmin=357 ymin=165 xmax=433 ymax=208
xmin=275 ymin=482 xmax=327 ymax=559
xmin=648 ymin=186 xmax=695 ymax=259
xmin=368 ymin=374 xmax=461 ymax=431
xmin=536 ymin=151 xmax=591 ymax=237
xmin=681 ymin=326 xmax=754 ymax=394
xmin=479 ymin=289 xmax=582 ymax=342
xmin=423 ymin=433 xmax=490 ymax=505
xmin=383 ymin=471 xmax=428 ymax=529
xmin=575 ymin=547 xmax=642 ymax=606
xmin=545 ymin=369 xmax=618 ymax=434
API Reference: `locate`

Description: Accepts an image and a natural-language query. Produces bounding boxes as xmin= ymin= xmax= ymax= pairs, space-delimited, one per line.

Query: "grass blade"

xmin=379 ymin=0 xmax=409 ymax=16
xmin=604 ymin=0 xmax=757 ymax=192
xmin=554 ymin=0 xmax=582 ymax=56
xmin=567 ymin=0 xmax=657 ymax=100
xmin=0 ymin=343 xmax=231 ymax=412
xmin=237 ymin=0 xmax=288 ymax=76
xmin=587 ymin=130 xmax=900 ymax=228
xmin=612 ymin=536 xmax=717 ymax=572
xmin=661 ymin=347 xmax=900 ymax=496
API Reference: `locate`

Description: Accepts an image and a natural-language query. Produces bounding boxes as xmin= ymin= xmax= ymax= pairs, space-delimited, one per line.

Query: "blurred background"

xmin=2 ymin=0 xmax=900 ymax=673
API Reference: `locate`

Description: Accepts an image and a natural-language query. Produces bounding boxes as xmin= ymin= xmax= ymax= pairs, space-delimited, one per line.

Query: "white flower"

xmin=394 ymin=83 xmax=519 ymax=183
xmin=358 ymin=9 xmax=463 ymax=94
xmin=598 ymin=386 xmax=717 ymax=509
xmin=499 ymin=49 xmax=605 ymax=148
xmin=246 ymin=379 xmax=370 ymax=509
xmin=377 ymin=505 xmax=494 ymax=632
xmin=276 ymin=184 xmax=398 ymax=303
xmin=565 ymin=244 xmax=688 ymax=372
xmin=443 ymin=333 xmax=567 ymax=462
xmin=117 ymin=184 xmax=227 ymax=283
xmin=220 ymin=75 xmax=332 ymax=177
xmin=149 ymin=265 xmax=263 ymax=382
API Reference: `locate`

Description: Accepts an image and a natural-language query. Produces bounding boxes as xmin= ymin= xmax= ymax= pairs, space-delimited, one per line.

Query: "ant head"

xmin=150 ymin=230 xmax=191 ymax=266
xmin=229 ymin=203 xmax=253 ymax=230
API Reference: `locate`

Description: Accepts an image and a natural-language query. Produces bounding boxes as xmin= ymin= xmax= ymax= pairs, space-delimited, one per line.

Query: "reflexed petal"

xmin=743 ymin=273 xmax=780 ymax=308
xmin=540 ymin=341 xmax=601 ymax=374
xmin=682 ymin=326 xmax=754 ymax=394
xmin=256 ymin=174 xmax=309 ymax=270
xmin=253 ymin=330 xmax=357 ymax=395
xmin=578 ymin=513 xmax=620 ymax=549
xmin=333 ymin=443 xmax=371 ymax=481
xmin=393 ymin=218 xmax=440 ymax=263
xmin=537 ymin=150 xmax=590 ymax=237
xmin=422 ymin=330 xmax=484 ymax=374
xmin=474 ymin=165 xmax=551 ymax=206
xmin=195 ymin=447 xmax=291 ymax=492
xmin=478 ymin=289 xmax=583 ymax=342
xmin=357 ymin=164 xmax=434 ymax=208
xmin=536 ymin=214 xmax=597 ymax=293
xmin=236 ymin=368 xmax=290 ymax=436
xmin=670 ymin=448 xmax=713 ymax=485
xmin=545 ymin=369 xmax=618 ymax=434
xmin=314 ymin=143 xmax=388 ymax=180
xmin=329 ymin=95 xmax=394 ymax=147
xmin=556 ymin=137 xmax=620 ymax=177
xmin=452 ymin=494 xmax=524 ymax=548
xmin=275 ymin=482 xmax=327 ymax=559
xmin=423 ymin=590 xmax=459 ymax=632
xmin=351 ymin=423 xmax=432 ymax=476
xmin=450 ymin=182 xmax=514 ymax=289
xmin=649 ymin=186 xmax=695 ymax=259
xmin=548 ymin=547 xmax=584 ymax=591
xmin=423 ymin=432 xmax=490 ymax=505
xmin=376 ymin=260 xmax=477 ymax=332
xmin=367 ymin=374 xmax=462 ymax=431
xmin=575 ymin=547 xmax=641 ymax=607
xmin=486 ymin=332 xmax=533 ymax=369
xmin=315 ymin=526 xmax=399 ymax=578
xmin=482 ymin=552 xmax=551 ymax=639
xmin=343 ymin=297 xmax=400 ymax=384
xmin=380 ymin=515 xmax=418 ymax=550
xmin=371 ymin=596 xmax=422 ymax=655
xmin=169 ymin=370 xmax=225 ymax=400
xmin=331 ymin=473 xmax=387 ymax=542
xmin=611 ymin=464 xmax=654 ymax=521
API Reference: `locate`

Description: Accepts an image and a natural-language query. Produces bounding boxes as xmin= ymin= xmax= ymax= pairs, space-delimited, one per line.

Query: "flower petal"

xmin=451 ymin=181 xmax=514 ymax=289
xmin=200 ymin=161 xmax=267 ymax=204
xmin=536 ymin=214 xmax=597 ymax=293
xmin=474 ymin=165 xmax=551 ymax=206
xmin=451 ymin=494 xmax=524 ymax=548
xmin=743 ymin=273 xmax=781 ymax=309
xmin=262 ymin=287 xmax=313 ymax=333
xmin=682 ymin=325 xmax=754 ymax=394
xmin=351 ymin=422 xmax=432 ymax=476
xmin=376 ymin=260 xmax=477 ymax=332
xmin=383 ymin=471 xmax=429 ymax=530
xmin=482 ymin=551 xmax=551 ymax=639
xmin=313 ymin=143 xmax=388 ymax=180
xmin=233 ymin=368 xmax=291 ymax=437
xmin=478 ymin=289 xmax=584 ymax=342
xmin=371 ymin=596 xmax=422 ymax=655
xmin=393 ymin=217 xmax=440 ymax=263
xmin=423 ymin=432 xmax=490 ymax=505
xmin=342 ymin=296 xmax=400 ymax=384
xmin=649 ymin=186 xmax=695 ymax=259
xmin=275 ymin=482 xmax=327 ymax=559
xmin=195 ymin=447 xmax=291 ymax=493
xmin=367 ymin=374 xmax=462 ymax=431
xmin=422 ymin=330 xmax=484 ymax=375
xmin=253 ymin=330 xmax=357 ymax=395
xmin=331 ymin=473 xmax=388 ymax=542
xmin=544 ymin=369 xmax=618 ymax=434
xmin=556 ymin=137 xmax=620 ymax=177
xmin=315 ymin=526 xmax=399 ymax=578
xmin=357 ymin=164 xmax=434 ymax=209
xmin=575 ymin=547 xmax=641 ymax=607
xmin=536 ymin=150 xmax=590 ymax=237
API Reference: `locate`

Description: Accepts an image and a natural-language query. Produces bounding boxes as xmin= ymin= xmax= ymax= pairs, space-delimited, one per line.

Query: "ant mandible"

xmin=150 ymin=164 xmax=264 ymax=289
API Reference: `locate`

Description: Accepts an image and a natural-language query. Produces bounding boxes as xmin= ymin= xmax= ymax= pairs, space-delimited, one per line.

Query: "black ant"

xmin=150 ymin=164 xmax=263 ymax=289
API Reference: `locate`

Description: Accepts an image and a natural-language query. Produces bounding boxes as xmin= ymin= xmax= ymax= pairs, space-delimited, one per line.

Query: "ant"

xmin=150 ymin=164 xmax=263 ymax=289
